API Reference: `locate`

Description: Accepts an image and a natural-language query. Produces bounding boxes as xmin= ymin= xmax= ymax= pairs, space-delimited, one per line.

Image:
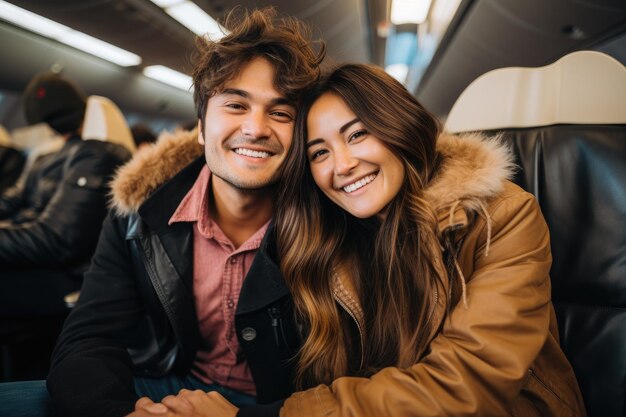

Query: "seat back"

xmin=82 ymin=95 xmax=136 ymax=153
xmin=446 ymin=51 xmax=626 ymax=417
xmin=0 ymin=124 xmax=10 ymax=147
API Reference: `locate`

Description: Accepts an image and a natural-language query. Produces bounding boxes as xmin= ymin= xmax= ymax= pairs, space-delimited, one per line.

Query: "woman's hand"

xmin=128 ymin=390 xmax=239 ymax=417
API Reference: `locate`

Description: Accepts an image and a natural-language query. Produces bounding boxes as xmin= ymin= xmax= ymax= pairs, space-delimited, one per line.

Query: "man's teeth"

xmin=235 ymin=148 xmax=270 ymax=158
xmin=343 ymin=174 xmax=377 ymax=193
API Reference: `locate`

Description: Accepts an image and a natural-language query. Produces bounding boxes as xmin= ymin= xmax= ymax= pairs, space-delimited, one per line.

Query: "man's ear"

xmin=197 ymin=120 xmax=204 ymax=145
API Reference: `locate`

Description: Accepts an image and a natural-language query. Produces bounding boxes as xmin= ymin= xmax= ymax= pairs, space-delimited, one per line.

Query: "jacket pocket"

xmin=525 ymin=368 xmax=578 ymax=416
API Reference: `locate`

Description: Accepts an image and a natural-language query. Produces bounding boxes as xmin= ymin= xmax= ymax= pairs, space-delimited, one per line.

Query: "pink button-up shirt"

xmin=169 ymin=165 xmax=268 ymax=395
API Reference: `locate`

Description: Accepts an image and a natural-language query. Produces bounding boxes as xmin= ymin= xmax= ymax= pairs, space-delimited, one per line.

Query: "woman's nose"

xmin=334 ymin=147 xmax=358 ymax=175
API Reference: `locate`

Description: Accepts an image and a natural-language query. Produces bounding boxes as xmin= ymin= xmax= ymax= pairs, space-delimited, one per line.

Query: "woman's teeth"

xmin=343 ymin=173 xmax=377 ymax=193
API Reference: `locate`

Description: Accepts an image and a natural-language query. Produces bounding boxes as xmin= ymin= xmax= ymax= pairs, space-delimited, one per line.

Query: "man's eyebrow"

xmin=220 ymin=88 xmax=249 ymax=98
xmin=270 ymin=97 xmax=293 ymax=106
xmin=220 ymin=88 xmax=293 ymax=107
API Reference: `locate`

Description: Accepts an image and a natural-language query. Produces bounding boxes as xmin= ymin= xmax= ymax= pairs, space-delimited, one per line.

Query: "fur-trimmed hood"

xmin=110 ymin=128 xmax=203 ymax=216
xmin=110 ymin=129 xmax=515 ymax=218
xmin=425 ymin=132 xmax=516 ymax=216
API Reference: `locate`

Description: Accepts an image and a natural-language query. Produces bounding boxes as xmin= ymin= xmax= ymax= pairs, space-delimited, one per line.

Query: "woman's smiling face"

xmin=306 ymin=92 xmax=405 ymax=219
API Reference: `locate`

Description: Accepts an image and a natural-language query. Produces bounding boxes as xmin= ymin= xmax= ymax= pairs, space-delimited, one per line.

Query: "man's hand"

xmin=135 ymin=397 xmax=169 ymax=414
xmin=128 ymin=390 xmax=239 ymax=417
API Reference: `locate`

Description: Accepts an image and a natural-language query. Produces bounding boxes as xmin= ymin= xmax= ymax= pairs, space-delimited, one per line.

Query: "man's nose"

xmin=241 ymin=111 xmax=271 ymax=138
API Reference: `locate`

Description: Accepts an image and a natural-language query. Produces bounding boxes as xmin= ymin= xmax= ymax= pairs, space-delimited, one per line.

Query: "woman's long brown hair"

xmin=276 ymin=64 xmax=447 ymax=388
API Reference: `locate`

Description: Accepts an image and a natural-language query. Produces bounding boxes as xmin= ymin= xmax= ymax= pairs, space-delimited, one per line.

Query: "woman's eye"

xmin=309 ymin=149 xmax=328 ymax=161
xmin=349 ymin=129 xmax=367 ymax=142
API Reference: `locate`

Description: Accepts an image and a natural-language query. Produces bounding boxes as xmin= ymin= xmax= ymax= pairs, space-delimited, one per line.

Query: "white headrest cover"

xmin=445 ymin=51 xmax=626 ymax=133
xmin=82 ymin=95 xmax=136 ymax=152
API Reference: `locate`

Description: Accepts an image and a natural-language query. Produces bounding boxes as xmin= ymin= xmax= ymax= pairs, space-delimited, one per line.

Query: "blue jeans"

xmin=0 ymin=375 xmax=256 ymax=417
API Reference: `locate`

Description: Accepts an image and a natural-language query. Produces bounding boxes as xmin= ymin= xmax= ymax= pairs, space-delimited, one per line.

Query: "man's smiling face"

xmin=198 ymin=56 xmax=296 ymax=191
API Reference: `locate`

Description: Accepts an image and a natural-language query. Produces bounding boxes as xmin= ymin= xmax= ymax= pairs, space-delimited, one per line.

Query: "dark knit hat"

xmin=23 ymin=72 xmax=86 ymax=134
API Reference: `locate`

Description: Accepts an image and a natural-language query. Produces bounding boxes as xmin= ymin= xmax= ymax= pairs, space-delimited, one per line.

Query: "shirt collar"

xmin=169 ymin=165 xmax=270 ymax=251
xmin=169 ymin=164 xmax=211 ymax=227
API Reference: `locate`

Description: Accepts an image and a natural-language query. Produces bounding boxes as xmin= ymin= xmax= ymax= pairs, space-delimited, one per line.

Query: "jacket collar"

xmin=138 ymin=157 xmax=204 ymax=232
xmin=110 ymin=128 xmax=203 ymax=218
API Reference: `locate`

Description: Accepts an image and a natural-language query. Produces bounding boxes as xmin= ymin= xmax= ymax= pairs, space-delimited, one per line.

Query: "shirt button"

xmin=77 ymin=177 xmax=87 ymax=187
xmin=227 ymin=299 xmax=234 ymax=308
xmin=241 ymin=327 xmax=257 ymax=342
xmin=230 ymin=258 xmax=237 ymax=264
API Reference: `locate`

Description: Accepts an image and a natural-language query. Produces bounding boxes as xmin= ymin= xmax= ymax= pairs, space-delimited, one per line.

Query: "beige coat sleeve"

xmin=280 ymin=191 xmax=553 ymax=417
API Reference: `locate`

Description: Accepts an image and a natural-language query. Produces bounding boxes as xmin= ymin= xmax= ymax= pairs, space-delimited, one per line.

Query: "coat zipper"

xmin=267 ymin=306 xmax=283 ymax=347
xmin=333 ymin=293 xmax=365 ymax=369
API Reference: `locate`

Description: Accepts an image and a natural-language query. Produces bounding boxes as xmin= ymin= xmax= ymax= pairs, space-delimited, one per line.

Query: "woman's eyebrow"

xmin=339 ymin=118 xmax=359 ymax=134
xmin=306 ymin=138 xmax=324 ymax=148
xmin=306 ymin=118 xmax=360 ymax=148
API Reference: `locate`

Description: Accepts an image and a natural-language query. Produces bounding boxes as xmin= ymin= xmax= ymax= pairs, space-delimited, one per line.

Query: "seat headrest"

xmin=82 ymin=95 xmax=136 ymax=153
xmin=0 ymin=124 xmax=11 ymax=147
xmin=445 ymin=51 xmax=626 ymax=133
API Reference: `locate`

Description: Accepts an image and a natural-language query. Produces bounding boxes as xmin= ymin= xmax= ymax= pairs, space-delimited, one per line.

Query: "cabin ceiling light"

xmin=0 ymin=0 xmax=141 ymax=67
xmin=150 ymin=0 xmax=183 ymax=6
xmin=149 ymin=0 xmax=226 ymax=39
xmin=390 ymin=0 xmax=433 ymax=25
xmin=143 ymin=65 xmax=193 ymax=92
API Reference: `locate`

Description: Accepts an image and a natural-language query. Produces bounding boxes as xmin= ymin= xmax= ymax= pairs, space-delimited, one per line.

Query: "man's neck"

xmin=209 ymin=176 xmax=273 ymax=248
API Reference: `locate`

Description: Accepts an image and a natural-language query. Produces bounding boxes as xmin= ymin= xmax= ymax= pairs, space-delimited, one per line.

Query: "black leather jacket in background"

xmin=48 ymin=158 xmax=301 ymax=417
xmin=0 ymin=145 xmax=25 ymax=194
xmin=0 ymin=135 xmax=131 ymax=268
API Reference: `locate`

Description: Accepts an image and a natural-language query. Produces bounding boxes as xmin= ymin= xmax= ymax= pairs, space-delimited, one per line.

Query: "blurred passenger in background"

xmin=0 ymin=72 xmax=131 ymax=317
xmin=131 ymin=123 xmax=158 ymax=152
xmin=0 ymin=125 xmax=25 ymax=195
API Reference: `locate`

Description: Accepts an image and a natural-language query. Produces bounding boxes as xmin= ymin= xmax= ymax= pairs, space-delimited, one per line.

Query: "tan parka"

xmin=280 ymin=133 xmax=586 ymax=417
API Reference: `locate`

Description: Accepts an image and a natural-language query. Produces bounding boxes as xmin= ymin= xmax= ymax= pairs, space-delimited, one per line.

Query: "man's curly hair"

xmin=192 ymin=7 xmax=326 ymax=130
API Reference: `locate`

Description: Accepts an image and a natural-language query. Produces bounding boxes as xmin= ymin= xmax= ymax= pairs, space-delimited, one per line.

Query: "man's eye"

xmin=226 ymin=103 xmax=245 ymax=110
xmin=271 ymin=111 xmax=294 ymax=121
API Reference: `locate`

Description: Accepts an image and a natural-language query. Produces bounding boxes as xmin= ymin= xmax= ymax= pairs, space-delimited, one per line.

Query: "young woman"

xmin=273 ymin=63 xmax=586 ymax=416
xmin=131 ymin=64 xmax=586 ymax=417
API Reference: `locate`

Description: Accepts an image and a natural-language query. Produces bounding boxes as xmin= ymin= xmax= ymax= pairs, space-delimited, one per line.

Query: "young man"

xmin=45 ymin=8 xmax=324 ymax=417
